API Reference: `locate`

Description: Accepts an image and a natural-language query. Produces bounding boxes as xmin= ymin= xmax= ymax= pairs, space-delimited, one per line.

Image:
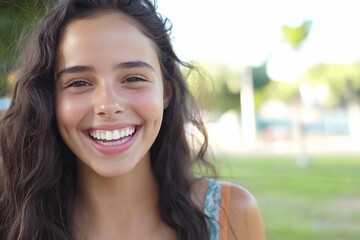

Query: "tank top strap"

xmin=204 ymin=178 xmax=231 ymax=240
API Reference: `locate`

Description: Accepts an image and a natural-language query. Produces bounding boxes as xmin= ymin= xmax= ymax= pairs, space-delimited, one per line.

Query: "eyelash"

xmin=66 ymin=79 xmax=90 ymax=88
xmin=123 ymin=75 xmax=148 ymax=83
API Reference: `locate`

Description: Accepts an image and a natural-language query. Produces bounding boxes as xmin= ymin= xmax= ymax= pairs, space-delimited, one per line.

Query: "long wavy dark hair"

xmin=0 ymin=0 xmax=216 ymax=239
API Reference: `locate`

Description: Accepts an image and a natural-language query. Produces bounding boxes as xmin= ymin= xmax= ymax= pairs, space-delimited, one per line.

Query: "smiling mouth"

xmin=88 ymin=126 xmax=137 ymax=146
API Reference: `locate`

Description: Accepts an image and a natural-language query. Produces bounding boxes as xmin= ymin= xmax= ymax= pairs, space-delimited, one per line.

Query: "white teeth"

xmin=113 ymin=130 xmax=120 ymax=139
xmin=89 ymin=127 xmax=136 ymax=141
xmin=105 ymin=131 xmax=112 ymax=140
xmin=120 ymin=130 xmax=125 ymax=138
xmin=97 ymin=135 xmax=132 ymax=146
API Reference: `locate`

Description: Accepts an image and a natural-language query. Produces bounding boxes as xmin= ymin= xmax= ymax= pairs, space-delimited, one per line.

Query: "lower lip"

xmin=86 ymin=127 xmax=140 ymax=155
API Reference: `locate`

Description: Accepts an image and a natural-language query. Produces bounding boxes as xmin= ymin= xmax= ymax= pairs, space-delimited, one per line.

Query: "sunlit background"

xmin=157 ymin=0 xmax=360 ymax=157
xmin=0 ymin=1 xmax=359 ymax=239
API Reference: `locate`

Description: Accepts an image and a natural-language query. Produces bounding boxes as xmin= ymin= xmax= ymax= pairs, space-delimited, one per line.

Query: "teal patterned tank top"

xmin=204 ymin=179 xmax=231 ymax=240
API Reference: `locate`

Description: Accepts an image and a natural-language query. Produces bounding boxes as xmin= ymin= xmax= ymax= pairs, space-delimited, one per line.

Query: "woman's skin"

xmin=55 ymin=12 xmax=264 ymax=240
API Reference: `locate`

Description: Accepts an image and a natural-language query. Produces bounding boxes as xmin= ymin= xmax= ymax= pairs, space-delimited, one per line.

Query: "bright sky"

xmin=157 ymin=0 xmax=360 ymax=76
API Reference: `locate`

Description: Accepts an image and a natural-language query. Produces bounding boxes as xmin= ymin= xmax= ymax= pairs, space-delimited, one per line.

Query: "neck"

xmin=74 ymin=156 xmax=161 ymax=238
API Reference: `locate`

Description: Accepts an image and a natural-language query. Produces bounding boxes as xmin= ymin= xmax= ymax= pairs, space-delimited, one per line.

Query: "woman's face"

xmin=55 ymin=13 xmax=168 ymax=178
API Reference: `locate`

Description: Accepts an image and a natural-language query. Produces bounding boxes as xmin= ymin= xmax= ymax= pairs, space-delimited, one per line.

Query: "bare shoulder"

xmin=226 ymin=183 xmax=265 ymax=240
xmin=190 ymin=178 xmax=265 ymax=240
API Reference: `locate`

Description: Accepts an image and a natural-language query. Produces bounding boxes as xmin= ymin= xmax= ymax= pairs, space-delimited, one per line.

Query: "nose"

xmin=94 ymin=84 xmax=124 ymax=118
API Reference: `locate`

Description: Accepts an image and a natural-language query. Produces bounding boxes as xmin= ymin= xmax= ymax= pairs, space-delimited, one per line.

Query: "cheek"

xmin=131 ymin=89 xmax=164 ymax=122
xmin=56 ymin=95 xmax=89 ymax=130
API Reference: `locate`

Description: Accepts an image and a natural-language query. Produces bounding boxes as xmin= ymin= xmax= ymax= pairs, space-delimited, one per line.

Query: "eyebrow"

xmin=115 ymin=61 xmax=155 ymax=72
xmin=56 ymin=61 xmax=155 ymax=79
xmin=56 ymin=65 xmax=94 ymax=79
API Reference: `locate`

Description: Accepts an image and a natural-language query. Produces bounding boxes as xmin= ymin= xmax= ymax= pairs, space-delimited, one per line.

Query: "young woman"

xmin=0 ymin=0 xmax=265 ymax=239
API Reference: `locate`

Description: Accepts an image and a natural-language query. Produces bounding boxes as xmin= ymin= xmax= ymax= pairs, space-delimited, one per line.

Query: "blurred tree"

xmin=257 ymin=80 xmax=299 ymax=103
xmin=281 ymin=20 xmax=312 ymax=167
xmin=307 ymin=62 xmax=360 ymax=106
xmin=277 ymin=20 xmax=311 ymax=104
xmin=252 ymin=21 xmax=312 ymax=109
xmin=251 ymin=62 xmax=270 ymax=90
xmin=184 ymin=61 xmax=241 ymax=114
xmin=281 ymin=20 xmax=312 ymax=50
xmin=251 ymin=62 xmax=271 ymax=108
xmin=184 ymin=60 xmax=271 ymax=114
xmin=213 ymin=65 xmax=241 ymax=112
xmin=0 ymin=0 xmax=49 ymax=96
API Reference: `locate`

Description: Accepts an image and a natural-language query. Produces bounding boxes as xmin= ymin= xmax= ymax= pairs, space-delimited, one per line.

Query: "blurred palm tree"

xmin=281 ymin=20 xmax=312 ymax=50
xmin=281 ymin=20 xmax=312 ymax=167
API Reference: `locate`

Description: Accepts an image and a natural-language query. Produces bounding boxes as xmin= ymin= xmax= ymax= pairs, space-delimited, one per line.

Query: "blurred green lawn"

xmin=214 ymin=155 xmax=360 ymax=240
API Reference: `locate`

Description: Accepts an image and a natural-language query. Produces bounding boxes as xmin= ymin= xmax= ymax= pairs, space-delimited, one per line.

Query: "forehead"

xmin=56 ymin=12 xmax=160 ymax=71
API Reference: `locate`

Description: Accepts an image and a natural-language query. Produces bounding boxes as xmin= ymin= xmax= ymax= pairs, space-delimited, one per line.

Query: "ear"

xmin=163 ymin=83 xmax=172 ymax=109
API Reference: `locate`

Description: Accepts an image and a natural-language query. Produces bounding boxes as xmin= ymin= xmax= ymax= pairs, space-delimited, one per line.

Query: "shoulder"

xmin=225 ymin=182 xmax=265 ymax=240
xmin=191 ymin=178 xmax=265 ymax=240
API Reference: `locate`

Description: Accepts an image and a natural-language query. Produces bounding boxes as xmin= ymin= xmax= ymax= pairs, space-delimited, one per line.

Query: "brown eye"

xmin=123 ymin=75 xmax=148 ymax=83
xmin=66 ymin=79 xmax=91 ymax=88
